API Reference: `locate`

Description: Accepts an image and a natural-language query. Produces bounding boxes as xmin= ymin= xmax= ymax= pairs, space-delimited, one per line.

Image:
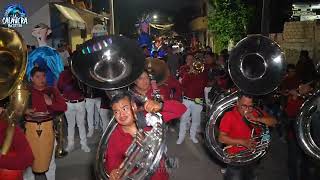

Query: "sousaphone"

xmin=0 ymin=27 xmax=29 ymax=155
xmin=205 ymin=35 xmax=286 ymax=166
xmin=70 ymin=35 xmax=166 ymax=179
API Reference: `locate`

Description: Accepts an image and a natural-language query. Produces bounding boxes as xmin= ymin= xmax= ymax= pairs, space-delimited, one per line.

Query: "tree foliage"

xmin=208 ymin=0 xmax=253 ymax=52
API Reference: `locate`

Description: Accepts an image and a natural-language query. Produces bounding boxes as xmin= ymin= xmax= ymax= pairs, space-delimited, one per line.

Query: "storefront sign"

xmin=2 ymin=4 xmax=28 ymax=28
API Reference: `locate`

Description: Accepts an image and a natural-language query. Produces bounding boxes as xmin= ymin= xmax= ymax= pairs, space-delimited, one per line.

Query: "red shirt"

xmin=0 ymin=120 xmax=34 ymax=179
xmin=285 ymin=96 xmax=304 ymax=118
xmin=280 ymin=75 xmax=300 ymax=91
xmin=178 ymin=65 xmax=190 ymax=79
xmin=57 ymin=67 xmax=84 ymax=101
xmin=104 ymin=100 xmax=186 ymax=179
xmin=147 ymin=76 xmax=182 ymax=101
xmin=29 ymin=87 xmax=67 ymax=114
xmin=181 ymin=72 xmax=208 ymax=99
xmin=219 ymin=107 xmax=264 ymax=154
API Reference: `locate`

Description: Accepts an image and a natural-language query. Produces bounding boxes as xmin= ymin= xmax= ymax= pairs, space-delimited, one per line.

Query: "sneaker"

xmin=176 ymin=137 xmax=185 ymax=144
xmin=65 ymin=143 xmax=74 ymax=152
xmin=87 ymin=130 xmax=94 ymax=137
xmin=81 ymin=144 xmax=91 ymax=152
xmin=190 ymin=137 xmax=199 ymax=144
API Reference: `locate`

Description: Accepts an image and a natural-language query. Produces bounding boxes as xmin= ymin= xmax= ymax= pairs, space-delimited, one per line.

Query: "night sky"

xmin=93 ymin=0 xmax=320 ymax=36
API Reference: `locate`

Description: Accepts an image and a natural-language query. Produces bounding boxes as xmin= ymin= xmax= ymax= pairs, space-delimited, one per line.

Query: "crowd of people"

xmin=1 ymin=22 xmax=320 ymax=180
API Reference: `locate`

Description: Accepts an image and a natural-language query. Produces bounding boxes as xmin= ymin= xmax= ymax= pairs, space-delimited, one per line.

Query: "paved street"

xmin=56 ymin=125 xmax=288 ymax=180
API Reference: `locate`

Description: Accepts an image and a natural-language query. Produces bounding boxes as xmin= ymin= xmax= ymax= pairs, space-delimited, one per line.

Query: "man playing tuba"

xmin=105 ymin=92 xmax=186 ymax=180
xmin=218 ymin=93 xmax=277 ymax=180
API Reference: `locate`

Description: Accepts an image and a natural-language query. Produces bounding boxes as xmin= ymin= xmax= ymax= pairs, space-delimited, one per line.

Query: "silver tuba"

xmin=205 ymin=35 xmax=286 ymax=166
xmin=296 ymin=90 xmax=320 ymax=160
xmin=70 ymin=35 xmax=166 ymax=179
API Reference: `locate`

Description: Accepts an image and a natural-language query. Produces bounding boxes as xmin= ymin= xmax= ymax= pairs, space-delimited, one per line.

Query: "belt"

xmin=66 ymin=99 xmax=84 ymax=103
xmin=183 ymin=96 xmax=203 ymax=104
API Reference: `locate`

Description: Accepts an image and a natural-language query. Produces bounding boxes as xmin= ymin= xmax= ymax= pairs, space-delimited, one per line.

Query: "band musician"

xmin=218 ymin=93 xmax=277 ymax=180
xmin=105 ymin=92 xmax=186 ymax=180
xmin=24 ymin=67 xmax=67 ymax=180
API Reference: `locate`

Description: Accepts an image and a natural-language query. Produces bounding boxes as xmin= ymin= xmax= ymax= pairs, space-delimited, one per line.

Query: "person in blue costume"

xmin=26 ymin=23 xmax=64 ymax=87
xmin=137 ymin=15 xmax=152 ymax=51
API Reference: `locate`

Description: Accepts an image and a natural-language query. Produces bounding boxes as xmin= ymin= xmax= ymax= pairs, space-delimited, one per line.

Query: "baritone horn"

xmin=205 ymin=35 xmax=286 ymax=166
xmin=0 ymin=27 xmax=29 ymax=155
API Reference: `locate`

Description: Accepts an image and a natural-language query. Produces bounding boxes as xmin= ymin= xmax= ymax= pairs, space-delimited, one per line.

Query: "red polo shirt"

xmin=147 ymin=76 xmax=182 ymax=101
xmin=219 ymin=107 xmax=265 ymax=154
xmin=57 ymin=67 xmax=84 ymax=101
xmin=285 ymin=96 xmax=304 ymax=118
xmin=181 ymin=72 xmax=208 ymax=99
xmin=104 ymin=100 xmax=186 ymax=179
xmin=0 ymin=120 xmax=34 ymax=180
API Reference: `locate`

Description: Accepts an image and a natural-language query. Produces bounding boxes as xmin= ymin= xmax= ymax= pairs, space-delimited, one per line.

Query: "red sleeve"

xmin=219 ymin=112 xmax=233 ymax=134
xmin=48 ymin=88 xmax=67 ymax=112
xmin=104 ymin=133 xmax=123 ymax=173
xmin=57 ymin=72 xmax=65 ymax=93
xmin=161 ymin=100 xmax=186 ymax=123
xmin=0 ymin=127 xmax=34 ymax=170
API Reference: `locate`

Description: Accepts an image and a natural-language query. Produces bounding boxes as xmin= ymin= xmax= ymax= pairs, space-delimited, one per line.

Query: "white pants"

xmin=65 ymin=101 xmax=87 ymax=145
xmin=99 ymin=108 xmax=112 ymax=131
xmin=85 ymin=98 xmax=101 ymax=132
xmin=23 ymin=141 xmax=57 ymax=180
xmin=178 ymin=98 xmax=203 ymax=139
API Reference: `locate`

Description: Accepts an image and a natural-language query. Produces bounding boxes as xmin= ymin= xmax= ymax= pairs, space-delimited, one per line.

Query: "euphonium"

xmin=205 ymin=35 xmax=286 ymax=166
xmin=0 ymin=27 xmax=29 ymax=155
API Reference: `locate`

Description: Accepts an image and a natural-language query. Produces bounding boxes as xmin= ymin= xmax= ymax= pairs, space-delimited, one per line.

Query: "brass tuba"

xmin=0 ymin=27 xmax=29 ymax=155
xmin=296 ymin=90 xmax=320 ymax=160
xmin=70 ymin=35 xmax=166 ymax=179
xmin=205 ymin=35 xmax=286 ymax=166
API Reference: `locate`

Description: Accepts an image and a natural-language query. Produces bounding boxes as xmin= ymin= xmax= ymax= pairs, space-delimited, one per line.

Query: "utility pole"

xmin=261 ymin=0 xmax=270 ymax=36
xmin=109 ymin=0 xmax=115 ymax=34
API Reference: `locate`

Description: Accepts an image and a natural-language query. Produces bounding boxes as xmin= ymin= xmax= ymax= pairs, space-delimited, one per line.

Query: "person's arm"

xmin=245 ymin=111 xmax=277 ymax=127
xmin=218 ymin=132 xmax=255 ymax=149
xmin=0 ymin=127 xmax=34 ymax=170
xmin=144 ymin=100 xmax=186 ymax=123
xmin=161 ymin=100 xmax=186 ymax=122
xmin=48 ymin=88 xmax=67 ymax=112
xmin=256 ymin=115 xmax=277 ymax=127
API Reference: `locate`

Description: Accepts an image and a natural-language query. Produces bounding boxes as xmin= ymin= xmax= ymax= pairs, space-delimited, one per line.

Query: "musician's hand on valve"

xmin=109 ymin=169 xmax=121 ymax=180
xmin=241 ymin=139 xmax=256 ymax=150
xmin=244 ymin=111 xmax=257 ymax=122
xmin=144 ymin=100 xmax=162 ymax=113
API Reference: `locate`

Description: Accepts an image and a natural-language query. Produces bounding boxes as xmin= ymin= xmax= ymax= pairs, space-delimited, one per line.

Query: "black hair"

xmin=30 ymin=67 xmax=46 ymax=77
xmin=238 ymin=91 xmax=254 ymax=100
xmin=287 ymin=64 xmax=296 ymax=71
xmin=300 ymin=50 xmax=309 ymax=59
xmin=110 ymin=91 xmax=132 ymax=106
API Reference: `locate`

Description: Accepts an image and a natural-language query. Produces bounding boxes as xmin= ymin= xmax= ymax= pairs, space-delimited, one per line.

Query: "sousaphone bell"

xmin=205 ymin=35 xmax=286 ymax=166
